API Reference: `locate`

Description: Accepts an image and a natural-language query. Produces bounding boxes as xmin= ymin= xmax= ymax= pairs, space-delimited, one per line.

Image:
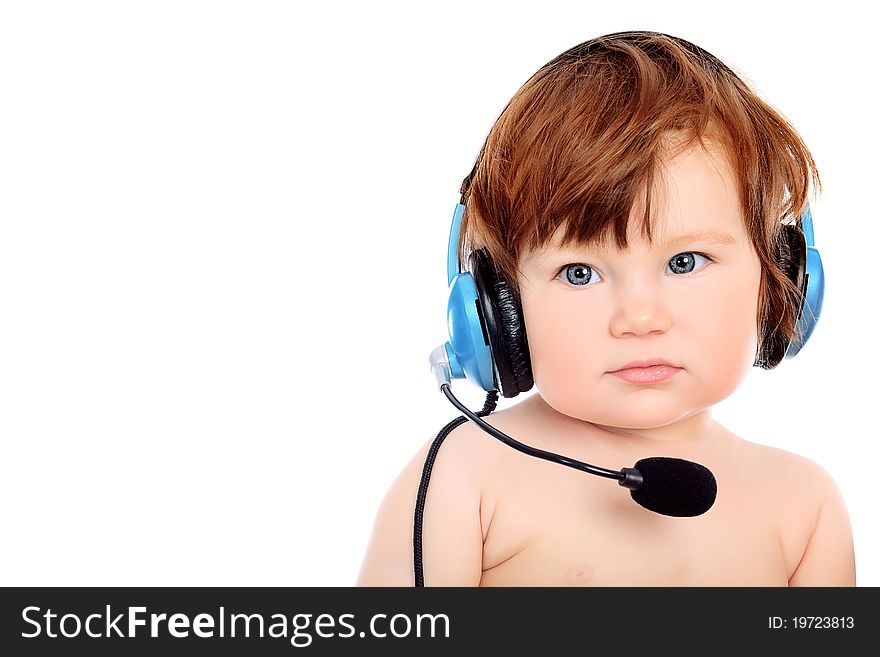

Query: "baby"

xmin=357 ymin=31 xmax=855 ymax=586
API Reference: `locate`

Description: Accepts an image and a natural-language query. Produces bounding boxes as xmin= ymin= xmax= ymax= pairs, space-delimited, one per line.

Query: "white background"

xmin=1 ymin=1 xmax=876 ymax=586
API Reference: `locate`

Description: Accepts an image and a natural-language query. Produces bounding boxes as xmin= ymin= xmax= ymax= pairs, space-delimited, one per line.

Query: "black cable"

xmin=413 ymin=388 xmax=498 ymax=587
xmin=440 ymin=385 xmax=623 ymax=481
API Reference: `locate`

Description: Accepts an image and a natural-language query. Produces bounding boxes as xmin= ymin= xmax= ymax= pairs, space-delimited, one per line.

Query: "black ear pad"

xmin=755 ymin=224 xmax=807 ymax=370
xmin=469 ymin=249 xmax=534 ymax=398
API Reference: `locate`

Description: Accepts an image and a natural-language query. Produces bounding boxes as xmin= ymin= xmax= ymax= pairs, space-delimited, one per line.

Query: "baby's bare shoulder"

xmin=356 ymin=418 xmax=499 ymax=586
xmin=733 ymin=437 xmax=853 ymax=580
xmin=730 ymin=438 xmax=842 ymax=527
xmin=737 ymin=438 xmax=837 ymax=497
xmin=739 ymin=438 xmax=855 ymax=585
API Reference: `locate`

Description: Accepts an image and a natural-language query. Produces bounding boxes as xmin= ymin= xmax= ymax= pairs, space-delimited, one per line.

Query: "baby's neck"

xmin=526 ymin=393 xmax=719 ymax=451
xmin=593 ymin=410 xmax=715 ymax=445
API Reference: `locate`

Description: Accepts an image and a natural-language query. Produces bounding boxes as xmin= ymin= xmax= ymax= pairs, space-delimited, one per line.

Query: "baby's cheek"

xmin=530 ymin=332 xmax=605 ymax=414
xmin=534 ymin=354 xmax=588 ymax=398
xmin=525 ymin=300 xmax=603 ymax=396
xmin=700 ymin=299 xmax=760 ymax=382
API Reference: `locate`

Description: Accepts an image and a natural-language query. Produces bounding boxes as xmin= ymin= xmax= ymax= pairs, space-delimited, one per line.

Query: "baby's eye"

xmin=557 ymin=263 xmax=602 ymax=287
xmin=667 ymin=252 xmax=711 ymax=275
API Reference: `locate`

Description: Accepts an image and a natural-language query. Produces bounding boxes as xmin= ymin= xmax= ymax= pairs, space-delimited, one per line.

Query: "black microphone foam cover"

xmin=629 ymin=457 xmax=717 ymax=517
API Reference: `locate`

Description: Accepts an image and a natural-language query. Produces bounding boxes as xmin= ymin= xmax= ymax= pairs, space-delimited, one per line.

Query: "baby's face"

xmin=517 ymin=141 xmax=761 ymax=432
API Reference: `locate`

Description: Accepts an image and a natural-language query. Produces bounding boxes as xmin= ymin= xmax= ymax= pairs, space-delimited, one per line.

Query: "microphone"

xmin=436 ymin=381 xmax=717 ymax=518
xmin=627 ymin=457 xmax=716 ymax=517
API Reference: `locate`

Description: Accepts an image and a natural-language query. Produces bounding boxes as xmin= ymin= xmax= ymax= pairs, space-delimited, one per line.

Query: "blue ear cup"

xmin=785 ymin=204 xmax=824 ymax=358
xmin=442 ymin=203 xmax=534 ymax=397
xmin=445 ymin=264 xmax=496 ymax=391
xmin=443 ymin=203 xmax=496 ymax=392
xmin=755 ymin=203 xmax=825 ymax=369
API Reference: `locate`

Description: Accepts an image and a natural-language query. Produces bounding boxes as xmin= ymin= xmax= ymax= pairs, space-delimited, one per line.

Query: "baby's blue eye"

xmin=558 ymin=263 xmax=602 ymax=286
xmin=667 ymin=252 xmax=710 ymax=275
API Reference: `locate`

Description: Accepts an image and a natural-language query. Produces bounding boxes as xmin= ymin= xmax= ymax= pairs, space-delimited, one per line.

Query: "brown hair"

xmin=458 ymin=31 xmax=819 ymax=358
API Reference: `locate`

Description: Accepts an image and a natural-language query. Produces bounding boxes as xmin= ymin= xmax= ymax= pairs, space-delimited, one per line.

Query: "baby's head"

xmin=457 ymin=31 xmax=819 ymax=430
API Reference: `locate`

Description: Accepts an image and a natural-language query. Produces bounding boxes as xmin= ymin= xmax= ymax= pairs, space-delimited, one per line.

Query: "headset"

xmin=435 ymin=197 xmax=825 ymax=398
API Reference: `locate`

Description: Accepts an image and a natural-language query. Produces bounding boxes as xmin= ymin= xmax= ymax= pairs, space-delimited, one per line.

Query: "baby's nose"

xmin=608 ymin=283 xmax=673 ymax=337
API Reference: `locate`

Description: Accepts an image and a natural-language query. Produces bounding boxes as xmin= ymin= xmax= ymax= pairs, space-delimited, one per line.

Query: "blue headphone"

xmin=438 ymin=201 xmax=825 ymax=398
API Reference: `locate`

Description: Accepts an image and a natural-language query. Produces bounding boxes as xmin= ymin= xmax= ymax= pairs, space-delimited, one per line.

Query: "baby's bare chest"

xmin=478 ymin=461 xmax=790 ymax=586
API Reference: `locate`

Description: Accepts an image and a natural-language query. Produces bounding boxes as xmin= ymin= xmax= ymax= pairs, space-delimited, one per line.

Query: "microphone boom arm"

xmin=440 ymin=384 xmax=643 ymax=490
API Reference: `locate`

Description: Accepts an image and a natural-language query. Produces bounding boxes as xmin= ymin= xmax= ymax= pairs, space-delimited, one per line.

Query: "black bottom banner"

xmin=1 ymin=587 xmax=874 ymax=655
